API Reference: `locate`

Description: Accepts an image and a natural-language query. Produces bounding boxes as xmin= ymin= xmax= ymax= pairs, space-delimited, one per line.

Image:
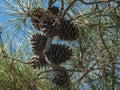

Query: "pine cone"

xmin=52 ymin=68 xmax=70 ymax=88
xmin=31 ymin=8 xmax=45 ymax=30
xmin=31 ymin=55 xmax=48 ymax=69
xmin=31 ymin=33 xmax=73 ymax=65
xmin=30 ymin=33 xmax=47 ymax=56
xmin=47 ymin=6 xmax=59 ymax=16
xmin=39 ymin=12 xmax=61 ymax=37
xmin=59 ymin=19 xmax=79 ymax=41
xmin=47 ymin=44 xmax=73 ymax=65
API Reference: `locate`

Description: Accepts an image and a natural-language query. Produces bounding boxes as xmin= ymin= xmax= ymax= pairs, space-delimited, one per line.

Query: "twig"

xmin=111 ymin=57 xmax=116 ymax=90
xmin=2 ymin=55 xmax=35 ymax=64
xmin=84 ymin=77 xmax=101 ymax=83
xmin=77 ymin=0 xmax=119 ymax=5
xmin=37 ymin=70 xmax=53 ymax=76
xmin=42 ymin=37 xmax=64 ymax=70
xmin=61 ymin=0 xmax=77 ymax=18
xmin=48 ymin=0 xmax=53 ymax=8
xmin=44 ymin=53 xmax=64 ymax=70
xmin=76 ymin=63 xmax=97 ymax=83
xmin=70 ymin=9 xmax=103 ymax=21
xmin=58 ymin=0 xmax=64 ymax=17
xmin=61 ymin=0 xmax=64 ymax=12
xmin=48 ymin=0 xmax=57 ymax=8
xmin=37 ymin=66 xmax=104 ymax=76
xmin=43 ymin=37 xmax=53 ymax=55
xmin=97 ymin=11 xmax=112 ymax=57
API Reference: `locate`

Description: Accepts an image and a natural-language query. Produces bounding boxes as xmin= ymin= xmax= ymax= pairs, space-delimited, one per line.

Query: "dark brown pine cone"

xmin=31 ymin=55 xmax=48 ymax=69
xmin=52 ymin=68 xmax=70 ymax=88
xmin=47 ymin=44 xmax=73 ymax=65
xmin=31 ymin=8 xmax=45 ymax=30
xmin=39 ymin=12 xmax=61 ymax=37
xmin=58 ymin=19 xmax=79 ymax=41
xmin=30 ymin=33 xmax=47 ymax=56
xmin=47 ymin=6 xmax=59 ymax=16
xmin=31 ymin=33 xmax=73 ymax=65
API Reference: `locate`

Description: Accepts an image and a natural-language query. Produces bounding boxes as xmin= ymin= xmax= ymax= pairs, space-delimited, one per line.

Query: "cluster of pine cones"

xmin=30 ymin=6 xmax=78 ymax=88
xmin=31 ymin=6 xmax=78 ymax=40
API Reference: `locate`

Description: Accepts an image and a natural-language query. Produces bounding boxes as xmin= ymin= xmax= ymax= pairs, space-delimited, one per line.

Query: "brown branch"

xmin=97 ymin=12 xmax=116 ymax=89
xmin=77 ymin=0 xmax=120 ymax=5
xmin=96 ymin=10 xmax=112 ymax=57
xmin=37 ymin=66 xmax=105 ymax=77
xmin=61 ymin=0 xmax=77 ymax=18
xmin=70 ymin=9 xmax=103 ymax=21
xmin=76 ymin=63 xmax=97 ymax=83
xmin=61 ymin=0 xmax=120 ymax=20
xmin=105 ymin=60 xmax=120 ymax=65
xmin=58 ymin=0 xmax=64 ymax=17
xmin=2 ymin=55 xmax=35 ymax=64
xmin=48 ymin=0 xmax=57 ymax=8
xmin=66 ymin=67 xmax=105 ymax=72
xmin=44 ymin=53 xmax=64 ymax=70
xmin=111 ymin=57 xmax=116 ymax=90
xmin=37 ymin=70 xmax=53 ymax=76
xmin=99 ymin=29 xmax=108 ymax=50
xmin=42 ymin=37 xmax=65 ymax=70
xmin=61 ymin=0 xmax=64 ymax=11
xmin=43 ymin=37 xmax=53 ymax=55
xmin=84 ymin=77 xmax=101 ymax=83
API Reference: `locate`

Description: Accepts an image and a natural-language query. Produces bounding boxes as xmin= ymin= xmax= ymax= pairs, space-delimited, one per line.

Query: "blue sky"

xmin=0 ymin=0 xmax=6 ymax=24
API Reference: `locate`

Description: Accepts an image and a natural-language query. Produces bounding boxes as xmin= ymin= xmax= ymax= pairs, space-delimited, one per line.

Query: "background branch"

xmin=61 ymin=0 xmax=77 ymax=18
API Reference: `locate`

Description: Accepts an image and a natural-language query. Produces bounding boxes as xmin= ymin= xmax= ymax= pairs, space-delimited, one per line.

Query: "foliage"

xmin=0 ymin=58 xmax=52 ymax=90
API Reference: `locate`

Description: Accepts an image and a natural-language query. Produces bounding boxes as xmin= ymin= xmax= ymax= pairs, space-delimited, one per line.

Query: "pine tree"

xmin=0 ymin=0 xmax=120 ymax=90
